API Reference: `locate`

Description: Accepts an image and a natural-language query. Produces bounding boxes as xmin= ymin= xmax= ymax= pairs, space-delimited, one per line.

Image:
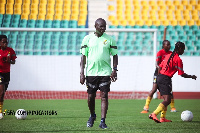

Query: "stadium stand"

xmin=107 ymin=0 xmax=200 ymax=56
xmin=0 ymin=0 xmax=88 ymax=55
xmin=0 ymin=0 xmax=199 ymax=56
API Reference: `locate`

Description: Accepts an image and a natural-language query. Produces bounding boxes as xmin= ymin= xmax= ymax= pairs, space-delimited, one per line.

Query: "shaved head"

xmin=94 ymin=18 xmax=107 ymax=37
xmin=95 ymin=18 xmax=106 ymax=26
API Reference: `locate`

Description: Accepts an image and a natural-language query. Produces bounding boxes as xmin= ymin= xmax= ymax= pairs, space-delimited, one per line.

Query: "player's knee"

xmin=88 ymin=93 xmax=96 ymax=100
xmin=101 ymin=92 xmax=108 ymax=99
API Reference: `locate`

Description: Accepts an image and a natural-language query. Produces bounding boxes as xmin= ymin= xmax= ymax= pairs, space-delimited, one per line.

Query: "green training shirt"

xmin=80 ymin=33 xmax=118 ymax=76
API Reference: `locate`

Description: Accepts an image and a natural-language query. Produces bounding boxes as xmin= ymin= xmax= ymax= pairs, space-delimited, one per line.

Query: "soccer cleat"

xmin=140 ymin=110 xmax=148 ymax=113
xmin=170 ymin=108 xmax=177 ymax=112
xmin=99 ymin=122 xmax=108 ymax=129
xmin=149 ymin=113 xmax=161 ymax=123
xmin=141 ymin=105 xmax=149 ymax=113
xmin=160 ymin=118 xmax=172 ymax=122
xmin=87 ymin=114 xmax=96 ymax=127
xmin=0 ymin=113 xmax=3 ymax=119
xmin=140 ymin=105 xmax=149 ymax=113
xmin=144 ymin=105 xmax=149 ymax=111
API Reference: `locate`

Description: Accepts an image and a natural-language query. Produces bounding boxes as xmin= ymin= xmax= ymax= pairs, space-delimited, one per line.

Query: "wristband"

xmin=113 ymin=67 xmax=118 ymax=71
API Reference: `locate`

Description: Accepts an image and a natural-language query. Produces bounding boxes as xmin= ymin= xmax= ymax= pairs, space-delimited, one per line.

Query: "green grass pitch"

xmin=1 ymin=99 xmax=200 ymax=133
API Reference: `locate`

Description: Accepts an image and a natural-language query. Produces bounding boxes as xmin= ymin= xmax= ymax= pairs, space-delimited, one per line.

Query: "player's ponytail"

xmin=165 ymin=41 xmax=185 ymax=71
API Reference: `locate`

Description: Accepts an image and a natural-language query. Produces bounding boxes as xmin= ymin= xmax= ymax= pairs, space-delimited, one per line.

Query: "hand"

xmin=191 ymin=75 xmax=197 ymax=80
xmin=80 ymin=73 xmax=85 ymax=85
xmin=110 ymin=70 xmax=117 ymax=82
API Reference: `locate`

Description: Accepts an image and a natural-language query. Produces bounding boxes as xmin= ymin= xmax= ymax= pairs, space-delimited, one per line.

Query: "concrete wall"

xmin=9 ymin=56 xmax=200 ymax=92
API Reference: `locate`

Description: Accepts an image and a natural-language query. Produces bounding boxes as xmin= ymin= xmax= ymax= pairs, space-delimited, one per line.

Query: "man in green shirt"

xmin=80 ymin=18 xmax=118 ymax=129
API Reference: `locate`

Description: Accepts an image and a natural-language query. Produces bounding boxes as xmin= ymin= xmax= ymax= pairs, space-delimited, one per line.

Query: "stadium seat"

xmin=169 ymin=20 xmax=177 ymax=26
xmin=194 ymin=40 xmax=200 ymax=46
xmin=179 ymin=20 xmax=186 ymax=26
xmin=2 ymin=18 xmax=11 ymax=27
xmin=179 ymin=35 xmax=188 ymax=42
xmin=35 ymin=20 xmax=44 ymax=28
xmin=183 ymin=25 xmax=190 ymax=31
xmin=188 ymin=35 xmax=196 ymax=41
xmin=190 ymin=25 xmax=198 ymax=32
xmin=177 ymin=5 xmax=184 ymax=10
xmin=171 ymin=35 xmax=179 ymax=41
xmin=44 ymin=20 xmax=52 ymax=28
xmin=187 ymin=45 xmax=195 ymax=51
xmin=188 ymin=20 xmax=195 ymax=26
xmin=186 ymin=30 xmax=193 ymax=36
xmin=174 ymin=25 xmax=183 ymax=31
xmin=27 ymin=20 xmax=36 ymax=28
xmin=52 ymin=20 xmax=61 ymax=28
xmin=69 ymin=20 xmax=77 ymax=28
xmin=193 ymin=52 xmax=200 ymax=56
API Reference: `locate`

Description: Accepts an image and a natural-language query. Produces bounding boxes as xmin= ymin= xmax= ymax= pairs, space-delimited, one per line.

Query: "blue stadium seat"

xmin=61 ymin=20 xmax=69 ymax=28
xmin=194 ymin=40 xmax=200 ymax=46
xmin=190 ymin=25 xmax=198 ymax=32
xmin=27 ymin=20 xmax=36 ymax=28
xmin=36 ymin=20 xmax=44 ymax=28
xmin=186 ymin=30 xmax=193 ymax=36
xmin=19 ymin=19 xmax=27 ymax=27
xmin=0 ymin=14 xmax=3 ymax=26
xmin=183 ymin=25 xmax=190 ymax=31
xmin=192 ymin=51 xmax=200 ymax=56
xmin=2 ymin=18 xmax=11 ymax=27
xmin=188 ymin=35 xmax=196 ymax=41
xmin=69 ymin=20 xmax=77 ymax=28
xmin=10 ymin=15 xmax=20 ymax=27
xmin=52 ymin=20 xmax=61 ymax=28
xmin=44 ymin=20 xmax=52 ymax=28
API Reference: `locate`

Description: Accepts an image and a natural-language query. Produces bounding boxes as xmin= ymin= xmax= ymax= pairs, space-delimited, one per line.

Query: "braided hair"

xmin=165 ymin=41 xmax=185 ymax=71
xmin=0 ymin=35 xmax=7 ymax=41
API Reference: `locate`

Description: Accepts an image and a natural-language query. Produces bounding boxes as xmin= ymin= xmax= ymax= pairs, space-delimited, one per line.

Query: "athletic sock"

xmin=160 ymin=107 xmax=167 ymax=118
xmin=153 ymin=103 xmax=165 ymax=115
xmin=0 ymin=102 xmax=3 ymax=113
xmin=91 ymin=113 xmax=96 ymax=117
xmin=170 ymin=99 xmax=175 ymax=109
xmin=101 ymin=118 xmax=105 ymax=123
xmin=145 ymin=96 xmax=152 ymax=106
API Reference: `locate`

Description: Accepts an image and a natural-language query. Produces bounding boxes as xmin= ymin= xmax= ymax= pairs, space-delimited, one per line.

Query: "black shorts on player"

xmin=0 ymin=72 xmax=10 ymax=91
xmin=86 ymin=76 xmax=111 ymax=94
xmin=157 ymin=74 xmax=172 ymax=96
xmin=153 ymin=68 xmax=159 ymax=83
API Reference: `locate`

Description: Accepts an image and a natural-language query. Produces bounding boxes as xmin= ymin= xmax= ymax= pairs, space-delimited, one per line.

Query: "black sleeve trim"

xmin=81 ymin=45 xmax=87 ymax=49
xmin=110 ymin=46 xmax=117 ymax=49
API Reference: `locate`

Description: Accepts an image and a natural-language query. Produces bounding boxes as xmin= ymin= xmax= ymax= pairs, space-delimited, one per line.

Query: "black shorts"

xmin=86 ymin=76 xmax=111 ymax=94
xmin=0 ymin=72 xmax=10 ymax=84
xmin=157 ymin=74 xmax=172 ymax=96
xmin=153 ymin=68 xmax=158 ymax=83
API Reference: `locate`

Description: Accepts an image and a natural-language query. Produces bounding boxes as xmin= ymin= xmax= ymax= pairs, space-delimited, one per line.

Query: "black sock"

xmin=101 ymin=118 xmax=105 ymax=123
xmin=91 ymin=113 xmax=96 ymax=117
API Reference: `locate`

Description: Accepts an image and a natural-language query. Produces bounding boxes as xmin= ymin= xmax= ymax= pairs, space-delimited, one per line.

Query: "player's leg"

xmin=141 ymin=72 xmax=158 ymax=113
xmin=88 ymin=93 xmax=96 ymax=117
xmin=170 ymin=92 xmax=177 ymax=112
xmin=149 ymin=74 xmax=172 ymax=123
xmin=0 ymin=84 xmax=5 ymax=119
xmin=4 ymin=73 xmax=10 ymax=92
xmin=99 ymin=76 xmax=110 ymax=129
xmin=86 ymin=76 xmax=98 ymax=127
xmin=141 ymin=83 xmax=157 ymax=113
xmin=99 ymin=91 xmax=108 ymax=129
xmin=159 ymin=95 xmax=172 ymax=122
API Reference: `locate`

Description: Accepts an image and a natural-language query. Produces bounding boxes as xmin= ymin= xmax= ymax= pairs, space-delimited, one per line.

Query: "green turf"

xmin=1 ymin=99 xmax=200 ymax=133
